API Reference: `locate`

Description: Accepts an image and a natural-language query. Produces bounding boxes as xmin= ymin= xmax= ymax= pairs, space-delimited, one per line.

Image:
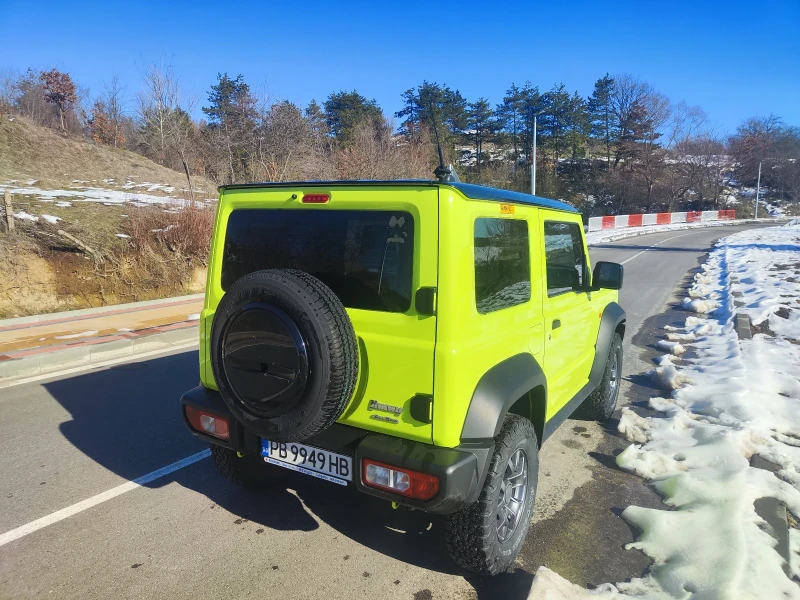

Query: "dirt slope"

xmin=0 ymin=116 xmax=214 ymax=193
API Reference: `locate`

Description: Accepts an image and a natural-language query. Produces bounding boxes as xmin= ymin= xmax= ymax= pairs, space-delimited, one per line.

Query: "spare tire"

xmin=211 ymin=269 xmax=359 ymax=442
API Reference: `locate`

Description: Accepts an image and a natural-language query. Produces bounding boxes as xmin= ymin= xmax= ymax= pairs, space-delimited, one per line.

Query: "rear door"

xmin=539 ymin=214 xmax=594 ymax=418
xmin=211 ymin=185 xmax=438 ymax=443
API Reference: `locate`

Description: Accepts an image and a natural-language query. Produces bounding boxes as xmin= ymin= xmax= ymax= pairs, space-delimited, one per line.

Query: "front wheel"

xmin=577 ymin=332 xmax=623 ymax=421
xmin=445 ymin=414 xmax=539 ymax=575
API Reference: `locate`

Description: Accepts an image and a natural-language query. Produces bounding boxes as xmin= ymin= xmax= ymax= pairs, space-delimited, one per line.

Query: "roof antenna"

xmin=428 ymin=100 xmax=459 ymax=183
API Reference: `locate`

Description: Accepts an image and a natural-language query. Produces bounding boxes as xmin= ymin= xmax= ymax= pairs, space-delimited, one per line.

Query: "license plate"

xmin=261 ymin=440 xmax=352 ymax=486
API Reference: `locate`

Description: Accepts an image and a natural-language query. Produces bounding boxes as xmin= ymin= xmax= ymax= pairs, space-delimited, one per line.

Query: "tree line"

xmin=1 ymin=65 xmax=798 ymax=216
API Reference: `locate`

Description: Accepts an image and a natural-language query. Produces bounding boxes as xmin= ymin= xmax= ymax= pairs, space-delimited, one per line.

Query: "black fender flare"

xmin=460 ymin=353 xmax=546 ymax=442
xmin=590 ymin=302 xmax=626 ymax=386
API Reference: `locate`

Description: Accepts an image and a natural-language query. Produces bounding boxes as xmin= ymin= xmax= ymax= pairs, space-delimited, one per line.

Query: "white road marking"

xmin=620 ymin=233 xmax=694 ymax=265
xmin=0 ymin=449 xmax=211 ymax=547
xmin=0 ymin=340 xmax=199 ymax=391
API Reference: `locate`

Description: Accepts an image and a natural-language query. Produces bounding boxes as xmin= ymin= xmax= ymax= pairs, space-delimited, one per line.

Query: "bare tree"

xmin=138 ymin=63 xmax=198 ymax=198
xmin=101 ymin=76 xmax=126 ymax=148
xmin=138 ymin=63 xmax=179 ymax=164
xmin=334 ymin=118 xmax=432 ymax=180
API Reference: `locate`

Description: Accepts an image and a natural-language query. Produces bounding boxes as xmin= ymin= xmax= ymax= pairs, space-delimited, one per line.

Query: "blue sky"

xmin=2 ymin=0 xmax=799 ymax=133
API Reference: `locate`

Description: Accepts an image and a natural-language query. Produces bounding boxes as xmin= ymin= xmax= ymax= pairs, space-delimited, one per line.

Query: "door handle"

xmin=552 ymin=319 xmax=561 ymax=330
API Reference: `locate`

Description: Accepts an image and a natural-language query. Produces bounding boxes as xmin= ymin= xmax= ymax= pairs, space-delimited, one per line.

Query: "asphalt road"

xmin=0 ymin=224 xmax=771 ymax=600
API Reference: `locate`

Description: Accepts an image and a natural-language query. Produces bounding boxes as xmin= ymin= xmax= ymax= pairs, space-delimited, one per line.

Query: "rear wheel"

xmin=445 ymin=414 xmax=538 ymax=575
xmin=210 ymin=444 xmax=285 ymax=489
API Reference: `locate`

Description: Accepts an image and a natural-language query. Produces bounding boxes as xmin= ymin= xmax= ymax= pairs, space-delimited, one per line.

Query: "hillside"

xmin=0 ymin=116 xmax=215 ymax=194
xmin=0 ymin=117 xmax=216 ymax=318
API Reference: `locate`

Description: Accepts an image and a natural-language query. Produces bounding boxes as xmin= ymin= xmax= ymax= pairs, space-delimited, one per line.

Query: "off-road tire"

xmin=211 ymin=269 xmax=359 ymax=442
xmin=445 ymin=414 xmax=539 ymax=575
xmin=577 ymin=332 xmax=623 ymax=421
xmin=210 ymin=444 xmax=286 ymax=488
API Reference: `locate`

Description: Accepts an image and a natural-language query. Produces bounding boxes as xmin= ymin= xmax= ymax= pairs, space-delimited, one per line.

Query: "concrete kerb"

xmin=0 ymin=293 xmax=204 ymax=328
xmin=0 ymin=326 xmax=198 ymax=382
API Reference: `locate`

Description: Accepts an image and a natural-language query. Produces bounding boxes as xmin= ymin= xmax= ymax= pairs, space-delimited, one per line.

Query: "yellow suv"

xmin=181 ymin=180 xmax=625 ymax=575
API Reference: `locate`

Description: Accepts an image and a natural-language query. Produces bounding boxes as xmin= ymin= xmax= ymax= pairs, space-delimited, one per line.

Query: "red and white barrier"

xmin=588 ymin=210 xmax=736 ymax=232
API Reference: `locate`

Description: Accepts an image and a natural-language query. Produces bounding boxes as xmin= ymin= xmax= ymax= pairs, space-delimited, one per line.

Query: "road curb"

xmin=0 ymin=293 xmax=204 ymax=330
xmin=0 ymin=326 xmax=198 ymax=382
xmin=733 ymin=313 xmax=753 ymax=339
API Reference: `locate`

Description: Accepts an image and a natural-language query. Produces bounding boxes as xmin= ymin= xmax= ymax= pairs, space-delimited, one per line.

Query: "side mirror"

xmin=592 ymin=261 xmax=623 ymax=290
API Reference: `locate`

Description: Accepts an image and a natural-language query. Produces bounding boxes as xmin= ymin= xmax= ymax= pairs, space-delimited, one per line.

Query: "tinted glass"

xmin=544 ymin=221 xmax=586 ymax=296
xmin=222 ymin=209 xmax=414 ymax=313
xmin=474 ymin=218 xmax=530 ymax=314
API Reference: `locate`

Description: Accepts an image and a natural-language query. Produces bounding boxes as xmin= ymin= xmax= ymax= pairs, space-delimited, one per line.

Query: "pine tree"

xmin=467 ymin=98 xmax=495 ymax=169
xmin=517 ymin=82 xmax=542 ymax=166
xmin=322 ymin=90 xmax=383 ymax=143
xmin=541 ymin=83 xmax=571 ymax=163
xmin=587 ymin=74 xmax=616 ymax=164
xmin=395 ymin=82 xmax=467 ymax=162
xmin=304 ymin=100 xmax=327 ymax=137
xmin=566 ymin=91 xmax=588 ymax=159
xmin=496 ymin=84 xmax=523 ymax=162
xmin=202 ymin=73 xmax=259 ymax=183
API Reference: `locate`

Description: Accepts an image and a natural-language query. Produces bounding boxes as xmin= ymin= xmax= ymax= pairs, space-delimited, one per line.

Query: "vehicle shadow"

xmin=42 ymin=349 xmax=535 ymax=599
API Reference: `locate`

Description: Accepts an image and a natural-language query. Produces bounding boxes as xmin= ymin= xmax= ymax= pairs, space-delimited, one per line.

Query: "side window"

xmin=544 ymin=221 xmax=586 ymax=297
xmin=474 ymin=218 xmax=531 ymax=314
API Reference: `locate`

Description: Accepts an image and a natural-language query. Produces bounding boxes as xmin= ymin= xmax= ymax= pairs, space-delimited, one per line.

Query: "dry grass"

xmin=0 ymin=115 xmax=216 ymax=193
xmin=125 ymin=204 xmax=215 ymax=260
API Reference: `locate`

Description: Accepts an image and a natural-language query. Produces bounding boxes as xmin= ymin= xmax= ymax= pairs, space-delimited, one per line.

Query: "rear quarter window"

xmin=221 ymin=209 xmax=415 ymax=313
xmin=474 ymin=218 xmax=531 ymax=314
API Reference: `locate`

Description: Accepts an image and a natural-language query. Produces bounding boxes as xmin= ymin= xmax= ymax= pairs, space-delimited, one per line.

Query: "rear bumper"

xmin=180 ymin=386 xmax=493 ymax=514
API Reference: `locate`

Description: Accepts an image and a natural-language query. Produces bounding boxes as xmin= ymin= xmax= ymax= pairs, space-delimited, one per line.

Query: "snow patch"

xmin=40 ymin=214 xmax=61 ymax=224
xmin=187 ymin=313 xmax=200 ymax=321
xmin=656 ymin=340 xmax=686 ymax=355
xmin=681 ymin=297 xmax=718 ymax=314
xmin=12 ymin=211 xmax=38 ymax=221
xmin=54 ymin=330 xmax=99 ymax=340
xmin=528 ymin=567 xmax=620 ymax=599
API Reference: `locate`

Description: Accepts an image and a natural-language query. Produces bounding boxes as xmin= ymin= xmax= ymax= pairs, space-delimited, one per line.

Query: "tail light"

xmin=362 ymin=459 xmax=439 ymax=501
xmin=301 ymin=193 xmax=329 ymax=204
xmin=185 ymin=406 xmax=230 ymax=440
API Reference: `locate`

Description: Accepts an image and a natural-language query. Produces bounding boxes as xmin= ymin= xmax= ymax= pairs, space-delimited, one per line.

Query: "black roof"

xmin=219 ymin=180 xmax=578 ymax=213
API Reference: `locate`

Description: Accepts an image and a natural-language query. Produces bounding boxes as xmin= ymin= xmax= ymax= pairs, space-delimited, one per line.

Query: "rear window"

xmin=221 ymin=209 xmax=415 ymax=313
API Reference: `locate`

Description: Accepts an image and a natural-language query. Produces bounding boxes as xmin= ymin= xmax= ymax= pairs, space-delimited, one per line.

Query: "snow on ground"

xmin=532 ymin=223 xmax=800 ymax=599
xmin=527 ymin=567 xmax=619 ymax=599
xmin=585 ymin=219 xmax=783 ymax=246
xmin=0 ymin=180 xmax=214 ymax=207
xmin=53 ymin=330 xmax=99 ymax=340
xmin=12 ymin=211 xmax=39 ymax=221
xmin=0 ymin=182 xmax=191 ymax=206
